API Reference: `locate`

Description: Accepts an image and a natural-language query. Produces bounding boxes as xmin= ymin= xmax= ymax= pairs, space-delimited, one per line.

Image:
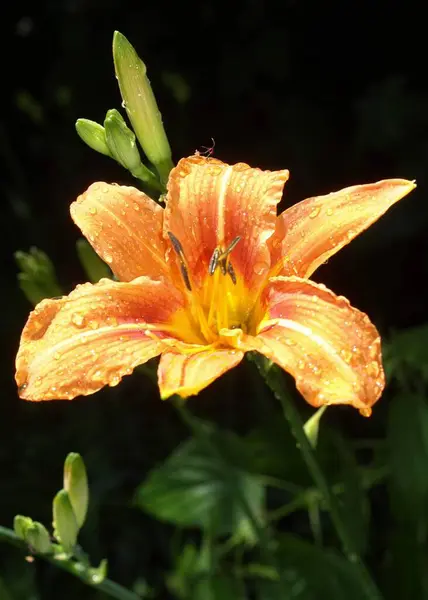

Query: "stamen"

xmin=208 ymin=248 xmax=220 ymax=276
xmin=208 ymin=236 xmax=241 ymax=278
xmin=227 ymin=262 xmax=237 ymax=285
xmin=167 ymin=231 xmax=192 ymax=291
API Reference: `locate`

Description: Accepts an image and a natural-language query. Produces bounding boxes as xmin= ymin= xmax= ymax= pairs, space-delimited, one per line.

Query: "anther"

xmin=208 ymin=236 xmax=241 ymax=283
xmin=167 ymin=231 xmax=192 ymax=291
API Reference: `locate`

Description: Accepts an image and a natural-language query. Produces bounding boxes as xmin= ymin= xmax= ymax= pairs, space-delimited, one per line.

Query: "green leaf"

xmin=387 ymin=393 xmax=428 ymax=524
xmin=76 ymin=239 xmax=112 ymax=283
xmin=271 ymin=534 xmax=373 ymax=600
xmin=75 ymin=118 xmax=111 ymax=156
xmin=192 ymin=575 xmax=245 ymax=600
xmin=135 ymin=428 xmax=265 ymax=540
xmin=329 ymin=433 xmax=369 ymax=555
xmin=303 ymin=406 xmax=327 ymax=448
xmin=112 ymin=31 xmax=173 ymax=183
xmin=383 ymin=324 xmax=428 ymax=382
xmin=15 ymin=247 xmax=62 ymax=305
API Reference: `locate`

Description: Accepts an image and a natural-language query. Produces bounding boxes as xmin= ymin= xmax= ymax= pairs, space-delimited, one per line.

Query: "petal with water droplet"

xmin=158 ymin=347 xmax=244 ymax=399
xmin=71 ymin=182 xmax=169 ymax=282
xmin=15 ymin=277 xmax=186 ymax=401
xmin=164 ymin=155 xmax=289 ymax=291
xmin=269 ymin=179 xmax=416 ymax=278
xmin=242 ymin=277 xmax=384 ymax=415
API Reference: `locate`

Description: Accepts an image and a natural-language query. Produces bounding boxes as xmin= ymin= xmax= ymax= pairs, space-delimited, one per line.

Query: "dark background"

xmin=1 ymin=0 xmax=427 ymax=597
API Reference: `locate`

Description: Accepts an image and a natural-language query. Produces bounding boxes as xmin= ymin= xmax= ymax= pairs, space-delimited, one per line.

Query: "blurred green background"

xmin=1 ymin=0 xmax=428 ymax=598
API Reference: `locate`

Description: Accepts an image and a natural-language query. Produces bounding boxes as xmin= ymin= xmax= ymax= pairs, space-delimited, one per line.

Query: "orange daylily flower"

xmin=16 ymin=156 xmax=415 ymax=415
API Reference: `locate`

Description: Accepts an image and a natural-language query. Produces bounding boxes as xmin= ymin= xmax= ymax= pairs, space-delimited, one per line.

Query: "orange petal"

xmin=244 ymin=277 xmax=384 ymax=415
xmin=158 ymin=347 xmax=244 ymax=399
xmin=71 ymin=182 xmax=168 ymax=282
xmin=16 ymin=277 xmax=185 ymax=401
xmin=269 ymin=179 xmax=416 ymax=278
xmin=164 ymin=155 xmax=289 ymax=290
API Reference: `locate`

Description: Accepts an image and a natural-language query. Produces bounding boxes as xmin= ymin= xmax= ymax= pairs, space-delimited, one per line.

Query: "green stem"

xmin=0 ymin=526 xmax=141 ymax=600
xmin=257 ymin=362 xmax=383 ymax=600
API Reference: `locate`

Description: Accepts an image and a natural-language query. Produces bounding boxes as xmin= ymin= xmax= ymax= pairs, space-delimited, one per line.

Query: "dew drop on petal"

xmin=54 ymin=351 xmax=61 ymax=360
xmin=253 ymin=261 xmax=269 ymax=276
xmin=367 ymin=361 xmax=380 ymax=378
xmin=326 ymin=208 xmax=334 ymax=216
xmin=71 ymin=313 xmax=85 ymax=328
xmin=309 ymin=207 xmax=320 ymax=219
xmin=89 ymin=207 xmax=97 ymax=215
xmin=133 ymin=202 xmax=140 ymax=211
xmin=285 ymin=338 xmax=296 ymax=346
xmin=104 ymin=254 xmax=113 ymax=264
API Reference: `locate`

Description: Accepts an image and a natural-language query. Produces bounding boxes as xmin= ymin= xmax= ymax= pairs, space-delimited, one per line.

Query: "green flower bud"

xmin=76 ymin=239 xmax=112 ymax=283
xmin=15 ymin=247 xmax=62 ymax=305
xmin=113 ymin=31 xmax=173 ymax=184
xmin=53 ymin=490 xmax=78 ymax=553
xmin=104 ymin=109 xmax=142 ymax=172
xmin=13 ymin=515 xmax=33 ymax=539
xmin=75 ymin=119 xmax=111 ymax=157
xmin=104 ymin=109 xmax=163 ymax=190
xmin=63 ymin=453 xmax=89 ymax=529
xmin=25 ymin=522 xmax=52 ymax=554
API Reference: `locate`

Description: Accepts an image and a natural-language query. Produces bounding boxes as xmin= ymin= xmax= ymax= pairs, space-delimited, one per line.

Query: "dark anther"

xmin=209 ymin=236 xmax=241 ymax=282
xmin=167 ymin=231 xmax=192 ymax=291
xmin=208 ymin=248 xmax=220 ymax=275
xmin=227 ymin=262 xmax=237 ymax=284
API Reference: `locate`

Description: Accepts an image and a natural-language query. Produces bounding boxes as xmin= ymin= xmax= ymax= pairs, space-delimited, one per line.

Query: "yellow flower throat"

xmin=167 ymin=232 xmax=257 ymax=345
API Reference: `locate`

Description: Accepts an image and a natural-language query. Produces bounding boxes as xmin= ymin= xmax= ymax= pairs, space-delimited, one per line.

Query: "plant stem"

xmin=0 ymin=526 xmax=141 ymax=600
xmin=257 ymin=361 xmax=383 ymax=600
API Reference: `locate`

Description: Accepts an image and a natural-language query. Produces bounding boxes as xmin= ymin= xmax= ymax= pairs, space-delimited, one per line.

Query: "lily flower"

xmin=16 ymin=156 xmax=415 ymax=415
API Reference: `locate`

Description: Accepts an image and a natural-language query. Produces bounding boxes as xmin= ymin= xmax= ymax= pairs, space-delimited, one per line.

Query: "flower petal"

xmin=269 ymin=179 xmax=416 ymax=278
xmin=71 ymin=182 xmax=168 ymax=282
xmin=16 ymin=277 xmax=185 ymax=401
xmin=158 ymin=347 xmax=244 ymax=399
xmin=164 ymin=155 xmax=289 ymax=290
xmin=244 ymin=277 xmax=384 ymax=415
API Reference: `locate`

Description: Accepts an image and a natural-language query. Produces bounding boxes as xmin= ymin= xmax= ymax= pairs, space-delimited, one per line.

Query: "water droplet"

xmin=35 ymin=377 xmax=42 ymax=387
xmin=71 ymin=313 xmax=85 ymax=327
xmin=367 ymin=360 xmax=380 ymax=378
xmin=54 ymin=351 xmax=61 ymax=360
xmin=340 ymin=349 xmax=353 ymax=364
xmin=253 ymin=261 xmax=269 ymax=275
xmin=285 ymin=338 xmax=296 ymax=346
xmin=89 ymin=207 xmax=97 ymax=215
xmin=109 ymin=375 xmax=121 ymax=387
xmin=133 ymin=202 xmax=140 ymax=211
xmin=89 ymin=320 xmax=99 ymax=330
xmin=309 ymin=207 xmax=320 ymax=219
xmin=235 ymin=185 xmax=242 ymax=193
xmin=297 ymin=359 xmax=305 ymax=369
xmin=104 ymin=254 xmax=113 ymax=264
xmin=326 ymin=208 xmax=334 ymax=216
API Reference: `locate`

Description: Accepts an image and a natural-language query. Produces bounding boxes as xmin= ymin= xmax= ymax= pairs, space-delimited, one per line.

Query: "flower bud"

xmin=63 ymin=452 xmax=89 ymax=529
xmin=13 ymin=515 xmax=33 ymax=539
xmin=25 ymin=522 xmax=52 ymax=554
xmin=104 ymin=109 xmax=142 ymax=172
xmin=53 ymin=489 xmax=78 ymax=553
xmin=75 ymin=119 xmax=111 ymax=157
xmin=112 ymin=31 xmax=173 ymax=184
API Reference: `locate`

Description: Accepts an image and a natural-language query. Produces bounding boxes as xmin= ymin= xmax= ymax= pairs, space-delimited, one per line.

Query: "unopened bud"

xmin=63 ymin=452 xmax=89 ymax=529
xmin=25 ymin=522 xmax=52 ymax=554
xmin=113 ymin=31 xmax=173 ymax=184
xmin=53 ymin=489 xmax=78 ymax=553
xmin=76 ymin=119 xmax=111 ymax=156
